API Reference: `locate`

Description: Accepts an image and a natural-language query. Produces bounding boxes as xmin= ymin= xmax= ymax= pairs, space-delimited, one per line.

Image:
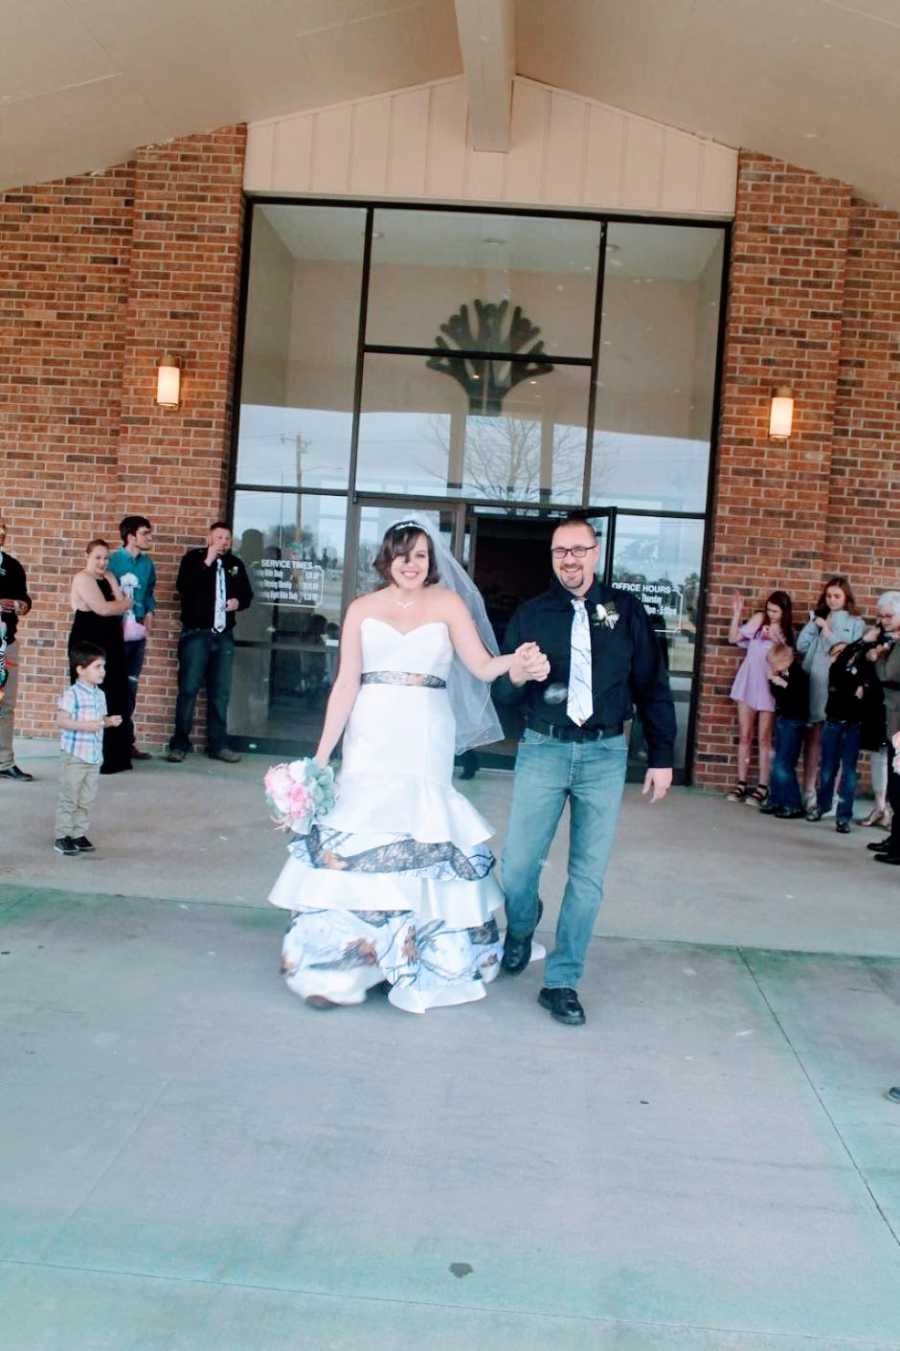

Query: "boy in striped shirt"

xmin=55 ymin=642 xmax=122 ymax=856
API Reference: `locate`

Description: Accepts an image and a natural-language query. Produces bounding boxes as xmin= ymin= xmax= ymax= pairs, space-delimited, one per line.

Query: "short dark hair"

xmin=69 ymin=640 xmax=106 ymax=680
xmin=551 ymin=513 xmax=598 ymax=543
xmin=120 ymin=515 xmax=152 ymax=545
xmin=85 ymin=538 xmax=111 ymax=555
xmin=373 ymin=523 xmax=439 ymax=588
xmin=209 ymin=521 xmax=232 ymax=534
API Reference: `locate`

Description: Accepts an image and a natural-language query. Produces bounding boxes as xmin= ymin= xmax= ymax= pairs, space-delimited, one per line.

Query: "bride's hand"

xmin=513 ymin=642 xmax=550 ymax=683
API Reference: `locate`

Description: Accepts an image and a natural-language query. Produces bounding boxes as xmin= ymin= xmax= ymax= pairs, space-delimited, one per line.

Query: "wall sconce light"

xmin=156 ymin=355 xmax=181 ymax=409
xmin=768 ymin=385 xmax=794 ymax=442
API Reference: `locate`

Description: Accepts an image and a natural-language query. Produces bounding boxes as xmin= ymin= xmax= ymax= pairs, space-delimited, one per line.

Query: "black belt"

xmin=525 ymin=715 xmax=624 ymax=743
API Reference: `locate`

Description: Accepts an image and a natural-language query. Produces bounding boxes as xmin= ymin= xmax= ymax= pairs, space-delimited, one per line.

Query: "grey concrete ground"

xmin=2 ymin=738 xmax=900 ymax=1349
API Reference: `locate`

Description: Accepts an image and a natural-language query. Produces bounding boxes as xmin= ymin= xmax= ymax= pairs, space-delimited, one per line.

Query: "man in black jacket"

xmin=166 ymin=522 xmax=253 ymax=764
xmin=0 ymin=515 xmax=34 ymax=782
xmin=494 ymin=515 xmax=675 ymax=1026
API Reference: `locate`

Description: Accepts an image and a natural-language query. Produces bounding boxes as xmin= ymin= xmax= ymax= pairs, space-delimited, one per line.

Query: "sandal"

xmin=860 ymin=807 xmax=888 ymax=828
xmin=726 ymin=781 xmax=749 ymax=802
xmin=749 ymin=785 xmax=769 ymax=806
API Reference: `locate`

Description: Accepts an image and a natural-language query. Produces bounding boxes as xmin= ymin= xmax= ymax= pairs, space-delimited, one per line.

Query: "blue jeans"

xmin=817 ymin=720 xmax=862 ymax=823
xmin=124 ymin=637 xmax=146 ymax=739
xmin=169 ymin=629 xmax=235 ymax=755
xmin=769 ymin=716 xmax=806 ymax=812
xmin=501 ymin=729 xmax=628 ymax=989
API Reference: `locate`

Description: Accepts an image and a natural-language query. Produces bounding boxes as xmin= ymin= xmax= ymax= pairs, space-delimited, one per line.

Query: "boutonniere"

xmin=229 ymin=565 xmax=239 ymax=577
xmin=592 ymin=602 xmax=620 ymax=630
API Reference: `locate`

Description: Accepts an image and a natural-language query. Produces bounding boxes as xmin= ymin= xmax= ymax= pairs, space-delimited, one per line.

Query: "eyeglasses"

xmin=551 ymin=544 xmax=597 ymax=560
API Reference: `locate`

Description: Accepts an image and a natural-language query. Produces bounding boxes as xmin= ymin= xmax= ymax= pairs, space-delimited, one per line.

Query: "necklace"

xmin=394 ymin=598 xmax=415 ymax=610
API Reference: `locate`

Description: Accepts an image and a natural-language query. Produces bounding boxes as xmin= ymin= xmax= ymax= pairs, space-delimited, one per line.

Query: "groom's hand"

xmin=510 ymin=642 xmax=549 ymax=685
xmin=642 ymin=768 xmax=672 ymax=803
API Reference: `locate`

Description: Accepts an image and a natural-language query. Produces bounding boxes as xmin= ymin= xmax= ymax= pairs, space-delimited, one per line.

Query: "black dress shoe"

xmin=774 ymin=807 xmax=805 ymax=820
xmin=131 ymin=747 xmax=153 ymax=761
xmin=502 ymin=933 xmax=533 ymax=974
xmin=836 ymin=820 xmax=851 ymax=834
xmin=886 ymin=1087 xmax=900 ymax=1105
xmin=758 ymin=802 xmax=778 ymax=815
xmin=868 ymin=839 xmax=891 ymax=852
xmin=538 ymin=987 xmax=585 ymax=1026
xmin=502 ymin=900 xmax=543 ymax=975
xmin=0 ymin=764 xmax=34 ymax=782
xmin=875 ymin=853 xmax=900 ymax=865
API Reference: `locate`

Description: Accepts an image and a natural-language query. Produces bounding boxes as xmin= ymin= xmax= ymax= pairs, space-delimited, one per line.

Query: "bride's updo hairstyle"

xmin=373 ymin=521 xmax=440 ymax=588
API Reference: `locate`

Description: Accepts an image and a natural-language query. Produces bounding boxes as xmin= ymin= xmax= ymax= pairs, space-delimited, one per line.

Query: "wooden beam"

xmin=453 ymin=0 xmax=515 ymax=153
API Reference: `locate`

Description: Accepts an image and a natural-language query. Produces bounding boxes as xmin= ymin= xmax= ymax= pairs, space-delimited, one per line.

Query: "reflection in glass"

xmin=591 ymin=224 xmax=725 ymax=512
xmin=367 ymin=209 xmax=600 ymax=357
xmin=612 ymin=515 xmax=704 ymax=770
xmin=229 ymin=491 xmax=347 ymax=744
xmin=235 ymin=204 xmax=365 ymax=489
xmin=357 ymin=354 xmax=587 ymax=503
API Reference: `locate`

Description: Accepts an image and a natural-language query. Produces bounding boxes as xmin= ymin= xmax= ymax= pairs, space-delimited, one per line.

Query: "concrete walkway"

xmin=2 ymin=740 xmax=900 ymax=1349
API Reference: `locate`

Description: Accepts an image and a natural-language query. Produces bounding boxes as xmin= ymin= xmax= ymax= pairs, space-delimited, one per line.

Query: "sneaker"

xmin=208 ymin=748 xmax=241 ymax=763
xmin=836 ymin=820 xmax=851 ymax=834
xmin=758 ymin=801 xmax=778 ymax=816
xmin=53 ymin=836 xmax=79 ymax=857
xmin=165 ymin=748 xmax=187 ymax=763
xmin=806 ymin=808 xmax=823 ymax=822
xmin=774 ymin=807 xmax=805 ymax=820
xmin=71 ymin=836 xmax=95 ymax=852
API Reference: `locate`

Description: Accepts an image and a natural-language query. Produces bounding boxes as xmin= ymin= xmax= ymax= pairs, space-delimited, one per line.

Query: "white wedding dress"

xmin=269 ymin=617 xmax=509 ymax=1013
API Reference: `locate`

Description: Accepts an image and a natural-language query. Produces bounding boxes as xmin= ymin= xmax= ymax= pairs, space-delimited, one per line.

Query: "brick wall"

xmin=0 ymin=125 xmax=245 ymax=749
xmin=694 ymin=151 xmax=900 ymax=790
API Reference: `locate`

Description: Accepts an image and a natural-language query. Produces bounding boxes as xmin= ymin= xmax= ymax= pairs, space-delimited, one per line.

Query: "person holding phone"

xmin=726 ymin=590 xmax=795 ymax=807
xmin=796 ymin=576 xmax=865 ymax=810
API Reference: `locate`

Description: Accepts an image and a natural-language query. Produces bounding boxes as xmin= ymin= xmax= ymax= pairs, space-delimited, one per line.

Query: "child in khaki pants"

xmin=54 ymin=641 xmax=122 ymax=856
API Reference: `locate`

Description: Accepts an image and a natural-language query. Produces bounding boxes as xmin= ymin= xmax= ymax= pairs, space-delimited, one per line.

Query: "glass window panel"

xmin=612 ymin=515 xmax=704 ymax=771
xmin=591 ymin=224 xmax=725 ymax=512
xmin=367 ymin=210 xmax=599 ymax=358
xmin=229 ymin=491 xmax=347 ymax=744
xmin=356 ymin=353 xmax=588 ymax=503
xmin=235 ymin=204 xmax=365 ymax=489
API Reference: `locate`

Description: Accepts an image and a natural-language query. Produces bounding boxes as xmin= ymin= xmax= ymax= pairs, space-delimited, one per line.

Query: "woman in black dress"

xmin=69 ymin=539 xmax=132 ymax=774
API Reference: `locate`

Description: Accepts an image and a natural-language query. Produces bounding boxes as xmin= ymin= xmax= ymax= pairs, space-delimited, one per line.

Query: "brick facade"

xmin=694 ymin=152 xmax=900 ymax=791
xmin=3 ymin=134 xmax=899 ymax=784
xmin=0 ymin=125 xmax=245 ymax=749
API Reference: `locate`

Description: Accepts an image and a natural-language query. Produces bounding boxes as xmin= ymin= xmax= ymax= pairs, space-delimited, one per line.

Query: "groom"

xmin=494 ymin=514 xmax=675 ymax=1026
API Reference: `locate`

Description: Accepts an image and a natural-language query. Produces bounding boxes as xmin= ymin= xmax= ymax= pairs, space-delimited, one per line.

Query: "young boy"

xmin=54 ymin=641 xmax=122 ymax=856
xmin=762 ymin=642 xmax=809 ymax=819
xmin=807 ymin=636 xmax=878 ymax=832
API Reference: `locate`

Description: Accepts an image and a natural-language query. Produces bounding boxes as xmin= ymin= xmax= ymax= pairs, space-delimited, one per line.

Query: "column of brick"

xmin=102 ymin=124 xmax=246 ymax=750
xmin=825 ymin=202 xmax=900 ymax=610
xmin=0 ymin=166 xmax=135 ymax=737
xmin=693 ymin=152 xmax=852 ymax=791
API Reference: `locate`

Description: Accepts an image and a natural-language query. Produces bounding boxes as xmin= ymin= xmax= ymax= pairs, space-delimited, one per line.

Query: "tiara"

xmin=389 ymin=519 xmax=422 ymax=532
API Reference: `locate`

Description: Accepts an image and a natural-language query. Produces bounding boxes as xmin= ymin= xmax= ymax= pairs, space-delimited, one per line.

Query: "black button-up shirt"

xmin=175 ymin=548 xmax=253 ymax=631
xmin=493 ymin=578 xmax=676 ymax=768
xmin=0 ymin=552 xmax=31 ymax=644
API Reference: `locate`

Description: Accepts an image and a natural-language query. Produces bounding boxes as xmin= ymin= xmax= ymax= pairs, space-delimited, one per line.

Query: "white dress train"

xmin=269 ymin=618 xmax=510 ymax=1013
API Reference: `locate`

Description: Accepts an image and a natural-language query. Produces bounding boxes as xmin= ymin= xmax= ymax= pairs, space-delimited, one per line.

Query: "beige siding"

xmin=245 ymin=75 xmax=736 ymax=218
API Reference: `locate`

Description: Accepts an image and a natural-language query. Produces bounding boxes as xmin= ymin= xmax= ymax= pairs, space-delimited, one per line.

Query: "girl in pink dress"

xmin=727 ymin=590 xmax=795 ymax=805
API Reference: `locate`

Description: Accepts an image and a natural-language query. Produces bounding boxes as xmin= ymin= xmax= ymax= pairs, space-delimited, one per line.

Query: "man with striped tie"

xmin=494 ymin=514 xmax=675 ymax=1026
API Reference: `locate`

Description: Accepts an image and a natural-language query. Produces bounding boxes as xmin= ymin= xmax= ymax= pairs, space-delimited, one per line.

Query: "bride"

xmin=269 ymin=516 xmax=549 ymax=1013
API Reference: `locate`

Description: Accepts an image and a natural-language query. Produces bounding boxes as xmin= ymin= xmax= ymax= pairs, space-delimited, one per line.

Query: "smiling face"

xmin=131 ymin=525 xmax=153 ymax=553
xmin=551 ymin=521 xmax=599 ymax=597
xmin=86 ymin=544 xmax=109 ymax=577
xmin=389 ymin=533 xmax=431 ymax=592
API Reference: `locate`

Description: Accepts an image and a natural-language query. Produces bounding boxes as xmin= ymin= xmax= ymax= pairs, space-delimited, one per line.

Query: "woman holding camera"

xmin=866 ymin=593 xmax=900 ymax=864
xmin=796 ymin=577 xmax=865 ymax=810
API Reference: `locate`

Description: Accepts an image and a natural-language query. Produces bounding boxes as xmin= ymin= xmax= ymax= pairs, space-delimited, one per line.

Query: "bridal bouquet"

xmin=263 ymin=758 xmax=336 ymax=835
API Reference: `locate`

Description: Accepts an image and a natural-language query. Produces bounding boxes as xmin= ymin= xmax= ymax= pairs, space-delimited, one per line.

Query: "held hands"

xmin=642 ymin=768 xmax=673 ymax=803
xmin=509 ymin=642 xmax=550 ymax=685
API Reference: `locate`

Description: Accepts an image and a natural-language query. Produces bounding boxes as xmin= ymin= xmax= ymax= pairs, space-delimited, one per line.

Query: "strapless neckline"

xmin=361 ymin=617 xmax=448 ymax=640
